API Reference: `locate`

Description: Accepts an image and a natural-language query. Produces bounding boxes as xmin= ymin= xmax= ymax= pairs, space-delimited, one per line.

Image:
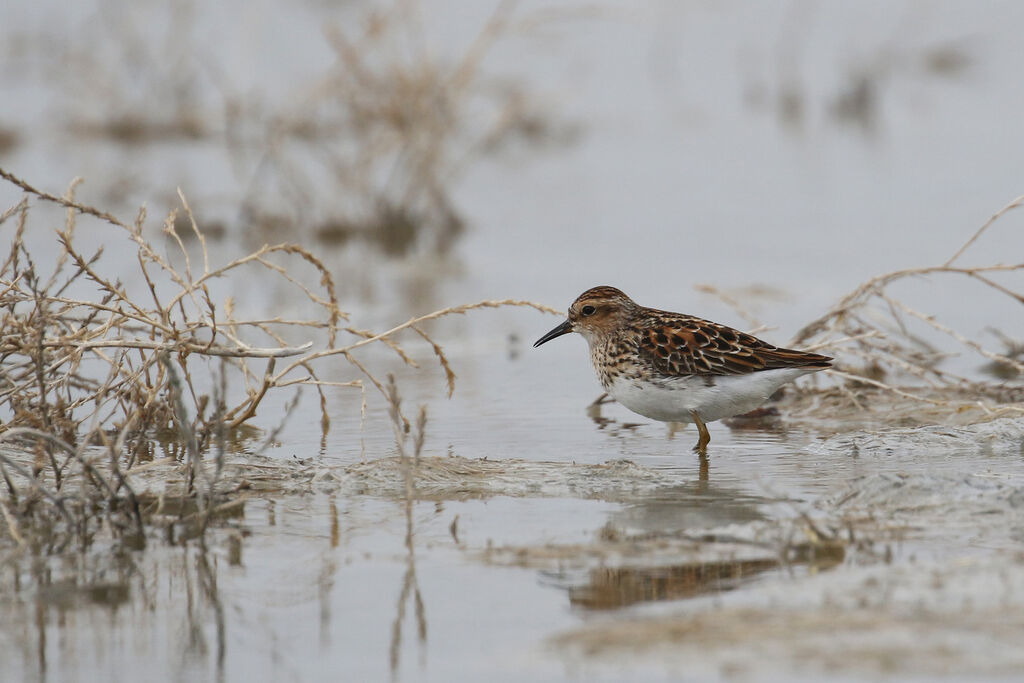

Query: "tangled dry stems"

xmin=13 ymin=0 xmax=571 ymax=258
xmin=0 ymin=167 xmax=557 ymax=550
xmin=2 ymin=160 xmax=1021 ymax=552
xmin=230 ymin=0 xmax=563 ymax=255
xmin=785 ymin=194 xmax=1024 ymax=417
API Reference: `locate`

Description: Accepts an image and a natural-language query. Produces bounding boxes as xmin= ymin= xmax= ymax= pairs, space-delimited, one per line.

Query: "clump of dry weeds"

xmin=225 ymin=0 xmax=571 ymax=255
xmin=7 ymin=0 xmax=573 ymax=257
xmin=0 ymin=167 xmax=557 ymax=551
xmin=786 ymin=195 xmax=1024 ymax=419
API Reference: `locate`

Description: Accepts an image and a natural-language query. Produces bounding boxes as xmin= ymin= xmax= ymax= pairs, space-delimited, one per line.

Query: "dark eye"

xmin=581 ymin=305 xmax=596 ymax=316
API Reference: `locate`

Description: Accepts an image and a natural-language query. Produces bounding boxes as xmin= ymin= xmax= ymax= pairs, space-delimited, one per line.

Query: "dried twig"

xmin=789 ymin=193 xmax=1024 ymax=415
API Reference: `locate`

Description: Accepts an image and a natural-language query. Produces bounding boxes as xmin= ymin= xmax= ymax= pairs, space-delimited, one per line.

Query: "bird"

xmin=533 ymin=286 xmax=832 ymax=455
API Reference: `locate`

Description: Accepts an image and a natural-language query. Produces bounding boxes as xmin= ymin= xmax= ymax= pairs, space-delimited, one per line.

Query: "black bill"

xmin=534 ymin=319 xmax=573 ymax=347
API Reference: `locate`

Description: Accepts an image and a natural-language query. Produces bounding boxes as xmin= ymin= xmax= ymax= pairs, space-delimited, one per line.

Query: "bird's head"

xmin=534 ymin=286 xmax=638 ymax=347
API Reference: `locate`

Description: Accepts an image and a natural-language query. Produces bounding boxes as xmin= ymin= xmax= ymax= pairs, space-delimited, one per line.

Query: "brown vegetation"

xmin=788 ymin=194 xmax=1024 ymax=417
xmin=0 ymin=167 xmax=557 ymax=552
xmin=0 ymin=159 xmax=1020 ymax=555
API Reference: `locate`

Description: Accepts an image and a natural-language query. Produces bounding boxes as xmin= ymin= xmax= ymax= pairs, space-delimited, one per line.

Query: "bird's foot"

xmin=690 ymin=411 xmax=711 ymax=456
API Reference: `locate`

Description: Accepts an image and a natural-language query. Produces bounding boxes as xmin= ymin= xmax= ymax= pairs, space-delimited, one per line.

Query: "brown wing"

xmin=636 ymin=313 xmax=832 ymax=377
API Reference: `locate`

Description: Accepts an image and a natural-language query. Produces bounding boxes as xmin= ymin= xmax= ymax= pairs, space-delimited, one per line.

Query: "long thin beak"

xmin=534 ymin=319 xmax=574 ymax=347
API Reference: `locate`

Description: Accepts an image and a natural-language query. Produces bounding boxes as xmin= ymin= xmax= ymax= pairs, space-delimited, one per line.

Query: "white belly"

xmin=606 ymin=368 xmax=819 ymax=424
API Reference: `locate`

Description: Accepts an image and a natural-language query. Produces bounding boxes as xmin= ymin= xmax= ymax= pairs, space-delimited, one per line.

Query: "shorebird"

xmin=534 ymin=286 xmax=831 ymax=455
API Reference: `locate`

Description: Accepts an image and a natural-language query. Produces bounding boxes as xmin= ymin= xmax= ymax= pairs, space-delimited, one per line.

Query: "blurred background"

xmin=2 ymin=0 xmax=1023 ymax=453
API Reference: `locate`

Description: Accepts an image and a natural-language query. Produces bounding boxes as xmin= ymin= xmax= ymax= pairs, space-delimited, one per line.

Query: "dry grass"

xmin=382 ymin=373 xmax=428 ymax=677
xmin=7 ymin=0 xmax=572 ymax=256
xmin=785 ymin=194 xmax=1024 ymax=417
xmin=0 ymin=166 xmax=558 ymax=552
xmin=0 ymin=169 xmax=1019 ymax=553
xmin=2 ymin=161 xmax=1020 ymax=553
xmin=225 ymin=0 xmax=570 ymax=254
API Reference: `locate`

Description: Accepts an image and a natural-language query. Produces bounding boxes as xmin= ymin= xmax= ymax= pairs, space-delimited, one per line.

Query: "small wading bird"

xmin=534 ymin=286 xmax=831 ymax=456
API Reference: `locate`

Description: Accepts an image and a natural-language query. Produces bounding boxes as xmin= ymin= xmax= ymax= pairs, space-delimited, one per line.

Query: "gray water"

xmin=2 ymin=1 xmax=1024 ymax=680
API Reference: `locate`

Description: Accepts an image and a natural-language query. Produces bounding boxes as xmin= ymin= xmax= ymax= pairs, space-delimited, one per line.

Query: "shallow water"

xmin=4 ymin=415 xmax=1024 ymax=681
xmin=2 ymin=0 xmax=1024 ymax=681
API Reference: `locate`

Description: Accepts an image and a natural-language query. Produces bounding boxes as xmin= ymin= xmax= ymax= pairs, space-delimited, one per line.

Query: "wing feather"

xmin=637 ymin=312 xmax=831 ymax=378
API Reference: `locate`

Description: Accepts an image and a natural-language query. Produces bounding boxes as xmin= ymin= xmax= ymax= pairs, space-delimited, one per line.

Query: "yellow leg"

xmin=691 ymin=411 xmax=710 ymax=456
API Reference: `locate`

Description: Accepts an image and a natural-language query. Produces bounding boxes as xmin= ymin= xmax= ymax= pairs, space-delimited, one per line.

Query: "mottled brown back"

xmin=635 ymin=308 xmax=832 ymax=377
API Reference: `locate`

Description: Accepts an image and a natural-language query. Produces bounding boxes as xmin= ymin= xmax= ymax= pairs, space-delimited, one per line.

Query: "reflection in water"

xmin=551 ymin=468 xmax=847 ymax=611
xmin=534 ymin=413 xmax=846 ymax=613
xmin=541 ymin=520 xmax=846 ymax=613
xmin=0 ymin=477 xmax=443 ymax=680
xmin=533 ymin=479 xmax=772 ymax=611
xmin=562 ymin=533 xmax=846 ymax=611
xmin=1 ymin=538 xmax=230 ymax=682
xmin=22 ymin=549 xmax=142 ymax=679
xmin=587 ymin=395 xmax=776 ymax=529
xmin=389 ymin=477 xmax=427 ymax=679
xmin=319 ymin=497 xmax=340 ymax=649
xmin=567 ymin=558 xmax=780 ymax=610
xmin=551 ymin=482 xmax=845 ymax=611
xmin=586 ymin=394 xmax=644 ymax=435
xmin=194 ymin=543 xmax=227 ymax=680
xmin=608 ymin=478 xmax=769 ymax=534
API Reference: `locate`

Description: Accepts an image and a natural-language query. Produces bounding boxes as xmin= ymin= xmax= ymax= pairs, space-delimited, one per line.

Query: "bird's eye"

xmin=581 ymin=305 xmax=596 ymax=316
